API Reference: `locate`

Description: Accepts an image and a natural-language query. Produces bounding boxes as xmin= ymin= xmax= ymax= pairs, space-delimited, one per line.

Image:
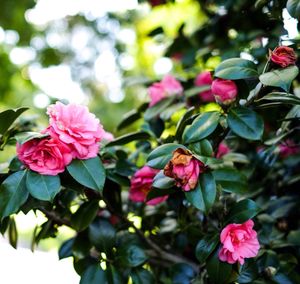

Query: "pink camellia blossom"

xmin=17 ymin=136 xmax=72 ymax=175
xmin=164 ymin=148 xmax=206 ymax=191
xmin=216 ymin=142 xmax=231 ymax=158
xmin=270 ymin=46 xmax=297 ymax=68
xmin=219 ymin=219 xmax=260 ymax=265
xmin=211 ymin=78 xmax=238 ymax=105
xmin=103 ymin=131 xmax=114 ymax=142
xmin=279 ymin=140 xmax=299 ymax=158
xmin=148 ymin=75 xmax=183 ymax=107
xmin=195 ymin=71 xmax=215 ymax=102
xmin=129 ymin=166 xmax=167 ymax=205
xmin=47 ymin=102 xmax=104 ymax=160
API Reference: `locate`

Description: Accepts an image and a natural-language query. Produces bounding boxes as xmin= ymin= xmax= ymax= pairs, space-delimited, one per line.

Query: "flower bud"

xmin=211 ymin=78 xmax=238 ymax=105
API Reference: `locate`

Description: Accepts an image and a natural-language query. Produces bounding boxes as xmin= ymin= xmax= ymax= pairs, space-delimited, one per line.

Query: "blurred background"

xmin=0 ymin=0 xmax=299 ymax=283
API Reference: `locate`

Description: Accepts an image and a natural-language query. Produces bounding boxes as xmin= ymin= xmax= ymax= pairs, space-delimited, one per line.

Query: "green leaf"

xmin=80 ymin=265 xmax=107 ymax=284
xmin=185 ymin=172 xmax=216 ymax=212
xmin=59 ymin=238 xmax=74 ymax=259
xmin=144 ymin=96 xmax=176 ymax=121
xmin=88 ymin=219 xmax=116 ymax=252
xmin=0 ymin=171 xmax=29 ymax=219
xmin=14 ymin=132 xmax=49 ymax=145
xmin=26 ymin=171 xmax=61 ymax=201
xmin=152 ymin=170 xmax=175 ymax=189
xmin=255 ymin=92 xmax=300 ymax=106
xmin=185 ymin=85 xmax=211 ymax=98
xmin=67 ymin=157 xmax=106 ymax=192
xmin=175 ymin=106 xmax=195 ymax=141
xmin=227 ymin=107 xmax=264 ymax=140
xmin=147 ymin=143 xmax=186 ymax=169
xmin=215 ymin=58 xmax=258 ymax=80
xmin=226 ymin=199 xmax=260 ymax=224
xmin=71 ymin=201 xmax=99 ymax=231
xmin=160 ymin=102 xmax=185 ymax=121
xmin=105 ymin=131 xmax=151 ymax=147
xmin=0 ymin=107 xmax=28 ymax=135
xmin=259 ymin=66 xmax=299 ymax=92
xmin=183 ymin=111 xmax=220 ymax=143
xmin=131 ymin=268 xmax=155 ymax=284
xmin=195 ymin=234 xmax=219 ymax=264
xmin=213 ymin=168 xmax=248 ymax=194
xmin=207 ymin=248 xmax=232 ymax=284
xmin=287 ymin=230 xmax=300 ymax=246
xmin=147 ymin=187 xmax=174 ymax=202
xmin=118 ymin=244 xmax=147 ymax=267
xmin=189 ymin=139 xmax=213 ymax=156
xmin=287 ymin=0 xmax=300 ymax=18
xmin=8 ymin=217 xmax=18 ymax=249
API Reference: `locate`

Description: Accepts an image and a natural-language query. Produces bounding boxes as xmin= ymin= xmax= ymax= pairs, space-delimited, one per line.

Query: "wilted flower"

xmin=164 ymin=148 xmax=205 ymax=191
xmin=270 ymin=46 xmax=297 ymax=68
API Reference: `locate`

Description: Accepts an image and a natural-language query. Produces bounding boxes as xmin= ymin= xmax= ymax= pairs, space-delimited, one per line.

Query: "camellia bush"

xmin=1 ymin=2 xmax=300 ymax=284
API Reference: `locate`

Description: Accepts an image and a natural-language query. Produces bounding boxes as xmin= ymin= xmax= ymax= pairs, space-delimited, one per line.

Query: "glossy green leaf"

xmin=255 ymin=92 xmax=300 ymax=106
xmin=207 ymin=249 xmax=232 ymax=284
xmin=59 ymin=238 xmax=74 ymax=260
xmin=118 ymin=244 xmax=147 ymax=267
xmin=88 ymin=219 xmax=116 ymax=252
xmin=259 ymin=66 xmax=299 ymax=92
xmin=213 ymin=168 xmax=248 ymax=194
xmin=226 ymin=199 xmax=260 ymax=224
xmin=71 ymin=201 xmax=99 ymax=231
xmin=189 ymin=139 xmax=213 ymax=156
xmin=185 ymin=172 xmax=216 ymax=212
xmin=0 ymin=107 xmax=28 ymax=135
xmin=0 ymin=171 xmax=29 ymax=219
xmin=8 ymin=217 xmax=18 ymax=249
xmin=67 ymin=157 xmax=105 ymax=192
xmin=80 ymin=265 xmax=107 ymax=284
xmin=227 ymin=107 xmax=264 ymax=140
xmin=147 ymin=143 xmax=186 ymax=169
xmin=26 ymin=171 xmax=61 ymax=201
xmin=152 ymin=170 xmax=175 ymax=189
xmin=130 ymin=268 xmax=155 ymax=284
xmin=287 ymin=0 xmax=300 ymax=18
xmin=144 ymin=96 xmax=176 ymax=121
xmin=14 ymin=132 xmax=49 ymax=145
xmin=195 ymin=234 xmax=219 ymax=264
xmin=183 ymin=111 xmax=220 ymax=143
xmin=215 ymin=58 xmax=258 ymax=80
xmin=105 ymin=131 xmax=151 ymax=147
xmin=175 ymin=107 xmax=195 ymax=141
xmin=160 ymin=102 xmax=185 ymax=121
xmin=185 ymin=85 xmax=211 ymax=98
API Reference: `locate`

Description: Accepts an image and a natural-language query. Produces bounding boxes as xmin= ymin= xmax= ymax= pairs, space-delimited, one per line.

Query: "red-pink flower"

xmin=211 ymin=78 xmax=238 ymax=105
xmin=129 ymin=166 xmax=167 ymax=205
xmin=17 ymin=136 xmax=72 ymax=175
xmin=164 ymin=148 xmax=205 ymax=191
xmin=279 ymin=140 xmax=299 ymax=158
xmin=103 ymin=131 xmax=114 ymax=142
xmin=219 ymin=219 xmax=260 ymax=265
xmin=148 ymin=75 xmax=183 ymax=107
xmin=195 ymin=71 xmax=215 ymax=102
xmin=216 ymin=142 xmax=230 ymax=158
xmin=270 ymin=46 xmax=297 ymax=68
xmin=47 ymin=102 xmax=104 ymax=160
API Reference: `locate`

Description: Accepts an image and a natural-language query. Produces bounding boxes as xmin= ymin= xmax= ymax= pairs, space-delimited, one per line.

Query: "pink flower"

xmin=47 ymin=102 xmax=104 ymax=160
xmin=129 ymin=166 xmax=167 ymax=205
xmin=148 ymin=75 xmax=183 ymax=107
xmin=164 ymin=148 xmax=205 ymax=191
xmin=216 ymin=142 xmax=230 ymax=158
xmin=103 ymin=131 xmax=114 ymax=142
xmin=17 ymin=136 xmax=72 ymax=175
xmin=195 ymin=71 xmax=215 ymax=102
xmin=279 ymin=140 xmax=299 ymax=158
xmin=211 ymin=78 xmax=238 ymax=105
xmin=219 ymin=219 xmax=260 ymax=265
xmin=270 ymin=46 xmax=297 ymax=68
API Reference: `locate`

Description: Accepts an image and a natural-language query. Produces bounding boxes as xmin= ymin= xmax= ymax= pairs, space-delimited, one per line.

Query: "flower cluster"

xmin=17 ymin=102 xmax=105 ymax=175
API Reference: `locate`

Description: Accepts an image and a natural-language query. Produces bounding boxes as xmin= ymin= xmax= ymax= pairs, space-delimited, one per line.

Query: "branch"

xmin=38 ymin=208 xmax=72 ymax=227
